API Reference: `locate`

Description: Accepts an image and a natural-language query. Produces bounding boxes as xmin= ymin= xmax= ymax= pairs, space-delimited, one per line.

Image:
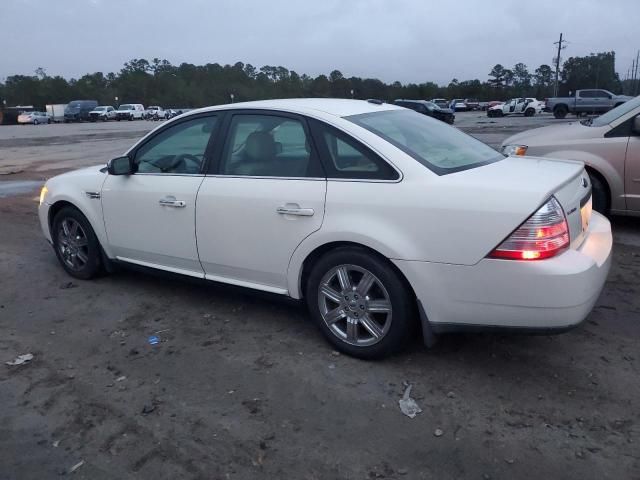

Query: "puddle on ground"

xmin=0 ymin=180 xmax=43 ymax=198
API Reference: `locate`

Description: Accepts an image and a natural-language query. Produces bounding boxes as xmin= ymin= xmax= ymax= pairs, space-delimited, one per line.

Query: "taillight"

xmin=488 ymin=197 xmax=569 ymax=261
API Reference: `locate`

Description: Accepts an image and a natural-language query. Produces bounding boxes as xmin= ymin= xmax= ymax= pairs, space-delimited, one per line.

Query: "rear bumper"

xmin=394 ymin=211 xmax=612 ymax=332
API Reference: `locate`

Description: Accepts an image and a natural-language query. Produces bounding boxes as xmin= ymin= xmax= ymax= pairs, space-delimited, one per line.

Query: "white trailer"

xmin=46 ymin=104 xmax=67 ymax=123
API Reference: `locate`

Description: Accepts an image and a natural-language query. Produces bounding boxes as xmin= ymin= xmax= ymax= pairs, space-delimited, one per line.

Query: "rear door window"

xmin=312 ymin=122 xmax=399 ymax=180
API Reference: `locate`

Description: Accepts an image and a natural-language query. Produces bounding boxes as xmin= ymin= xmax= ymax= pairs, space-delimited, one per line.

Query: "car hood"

xmin=501 ymin=121 xmax=608 ymax=147
xmin=46 ymin=165 xmax=107 ymax=196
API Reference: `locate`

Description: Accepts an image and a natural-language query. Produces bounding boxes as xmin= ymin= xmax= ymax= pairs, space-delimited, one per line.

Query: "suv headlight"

xmin=502 ymin=145 xmax=528 ymax=156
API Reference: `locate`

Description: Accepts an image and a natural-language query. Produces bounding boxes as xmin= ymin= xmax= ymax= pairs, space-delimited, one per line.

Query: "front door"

xmin=626 ymin=118 xmax=640 ymax=212
xmin=102 ymin=114 xmax=218 ymax=276
xmin=196 ymin=112 xmax=326 ymax=293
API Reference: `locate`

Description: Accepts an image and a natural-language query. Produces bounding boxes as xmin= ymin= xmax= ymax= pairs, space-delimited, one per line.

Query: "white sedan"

xmin=18 ymin=111 xmax=50 ymax=125
xmin=38 ymin=99 xmax=612 ymax=358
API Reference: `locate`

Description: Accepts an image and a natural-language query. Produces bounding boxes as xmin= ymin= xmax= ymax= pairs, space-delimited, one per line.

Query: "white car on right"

xmin=488 ymin=98 xmax=544 ymax=117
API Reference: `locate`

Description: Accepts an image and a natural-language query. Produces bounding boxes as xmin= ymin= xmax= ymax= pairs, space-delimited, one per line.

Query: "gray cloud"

xmin=3 ymin=0 xmax=639 ymax=84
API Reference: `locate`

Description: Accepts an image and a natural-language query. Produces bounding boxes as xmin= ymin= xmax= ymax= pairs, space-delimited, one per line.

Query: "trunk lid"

xmin=430 ymin=156 xmax=590 ymax=264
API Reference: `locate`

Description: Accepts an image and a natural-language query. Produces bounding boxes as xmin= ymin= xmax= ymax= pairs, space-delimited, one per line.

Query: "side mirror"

xmin=107 ymin=156 xmax=136 ymax=175
xmin=633 ymin=115 xmax=640 ymax=135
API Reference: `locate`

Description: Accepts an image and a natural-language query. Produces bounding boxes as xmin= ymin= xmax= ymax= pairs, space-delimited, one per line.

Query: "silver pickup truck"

xmin=546 ymin=89 xmax=632 ymax=119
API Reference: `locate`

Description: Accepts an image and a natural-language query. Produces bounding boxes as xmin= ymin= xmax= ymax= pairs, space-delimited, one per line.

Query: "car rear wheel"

xmin=52 ymin=207 xmax=102 ymax=280
xmin=554 ymin=105 xmax=568 ymax=119
xmin=305 ymin=247 xmax=414 ymax=359
xmin=524 ymin=108 xmax=535 ymax=117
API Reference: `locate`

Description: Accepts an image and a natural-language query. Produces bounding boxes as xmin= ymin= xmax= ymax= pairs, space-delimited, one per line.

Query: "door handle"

xmin=277 ymin=206 xmax=314 ymax=216
xmin=159 ymin=198 xmax=186 ymax=208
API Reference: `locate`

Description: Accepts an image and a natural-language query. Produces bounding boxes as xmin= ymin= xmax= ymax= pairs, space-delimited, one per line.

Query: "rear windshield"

xmin=346 ymin=109 xmax=504 ymax=175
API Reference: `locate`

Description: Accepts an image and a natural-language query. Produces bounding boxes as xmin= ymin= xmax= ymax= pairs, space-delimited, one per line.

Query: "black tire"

xmin=588 ymin=173 xmax=609 ymax=215
xmin=524 ymin=108 xmax=535 ymax=117
xmin=52 ymin=207 xmax=102 ymax=280
xmin=553 ymin=105 xmax=568 ymax=119
xmin=34 ymin=119 xmax=39 ymax=125
xmin=305 ymin=247 xmax=415 ymax=359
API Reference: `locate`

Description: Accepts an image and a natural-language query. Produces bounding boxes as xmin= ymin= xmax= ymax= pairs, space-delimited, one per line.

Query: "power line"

xmin=553 ymin=33 xmax=568 ymax=97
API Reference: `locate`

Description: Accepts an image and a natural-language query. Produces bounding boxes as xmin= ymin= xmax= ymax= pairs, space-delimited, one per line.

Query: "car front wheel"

xmin=589 ymin=173 xmax=609 ymax=215
xmin=52 ymin=207 xmax=102 ymax=279
xmin=306 ymin=247 xmax=414 ymax=359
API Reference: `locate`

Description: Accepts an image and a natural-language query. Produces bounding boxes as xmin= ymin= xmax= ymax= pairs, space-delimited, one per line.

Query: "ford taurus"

xmin=39 ymin=99 xmax=613 ymax=358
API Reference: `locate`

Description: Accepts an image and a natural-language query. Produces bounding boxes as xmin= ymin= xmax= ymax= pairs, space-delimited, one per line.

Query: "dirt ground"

xmin=1 ymin=113 xmax=639 ymax=479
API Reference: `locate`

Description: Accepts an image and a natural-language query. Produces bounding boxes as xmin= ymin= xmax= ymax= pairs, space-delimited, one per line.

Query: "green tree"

xmin=488 ymin=64 xmax=507 ymax=88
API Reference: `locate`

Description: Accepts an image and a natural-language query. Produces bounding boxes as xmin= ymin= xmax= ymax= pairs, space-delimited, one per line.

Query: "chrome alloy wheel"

xmin=318 ymin=264 xmax=392 ymax=347
xmin=57 ymin=218 xmax=89 ymax=272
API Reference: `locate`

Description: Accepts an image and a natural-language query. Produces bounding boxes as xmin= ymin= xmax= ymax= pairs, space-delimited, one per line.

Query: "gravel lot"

xmin=1 ymin=112 xmax=639 ymax=479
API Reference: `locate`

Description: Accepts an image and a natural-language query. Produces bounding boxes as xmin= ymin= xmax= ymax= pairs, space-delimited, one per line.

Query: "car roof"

xmin=188 ymin=98 xmax=402 ymax=119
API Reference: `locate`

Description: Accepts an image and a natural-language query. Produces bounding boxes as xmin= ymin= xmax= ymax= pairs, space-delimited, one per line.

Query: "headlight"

xmin=39 ymin=185 xmax=48 ymax=205
xmin=502 ymin=145 xmax=528 ymax=156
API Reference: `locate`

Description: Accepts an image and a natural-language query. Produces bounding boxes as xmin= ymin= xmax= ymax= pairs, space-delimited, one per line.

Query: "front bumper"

xmin=39 ymin=201 xmax=53 ymax=244
xmin=394 ymin=211 xmax=612 ymax=332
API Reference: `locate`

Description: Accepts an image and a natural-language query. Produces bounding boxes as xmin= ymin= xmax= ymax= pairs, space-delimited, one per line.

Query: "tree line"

xmin=0 ymin=51 xmax=630 ymax=110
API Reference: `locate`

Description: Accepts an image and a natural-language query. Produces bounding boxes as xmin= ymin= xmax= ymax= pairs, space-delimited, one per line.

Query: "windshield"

xmin=94 ymin=106 xmax=106 ymax=111
xmin=67 ymin=101 xmax=81 ymax=109
xmin=119 ymin=104 xmax=134 ymax=110
xmin=347 ymin=110 xmax=504 ymax=175
xmin=590 ymin=96 xmax=640 ymax=127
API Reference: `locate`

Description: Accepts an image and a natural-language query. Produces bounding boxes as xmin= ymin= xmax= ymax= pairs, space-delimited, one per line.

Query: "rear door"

xmin=577 ymin=90 xmax=596 ymax=112
xmin=196 ymin=111 xmax=326 ymax=293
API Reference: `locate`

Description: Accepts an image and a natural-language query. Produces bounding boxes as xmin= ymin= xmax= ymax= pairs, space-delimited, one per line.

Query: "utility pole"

xmin=553 ymin=33 xmax=567 ymax=97
xmin=634 ymin=50 xmax=640 ymax=95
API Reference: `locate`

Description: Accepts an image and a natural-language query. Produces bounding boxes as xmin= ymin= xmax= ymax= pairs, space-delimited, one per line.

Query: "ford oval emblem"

xmin=581 ymin=177 xmax=589 ymax=188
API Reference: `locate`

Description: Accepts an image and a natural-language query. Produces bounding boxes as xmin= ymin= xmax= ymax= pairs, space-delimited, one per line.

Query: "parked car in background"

xmin=431 ymin=98 xmax=449 ymax=109
xmin=449 ymin=99 xmax=467 ymax=111
xmin=46 ymin=104 xmax=66 ymax=123
xmin=478 ymin=101 xmax=489 ymax=111
xmin=488 ymin=98 xmax=544 ymax=117
xmin=394 ymin=99 xmax=455 ymax=124
xmin=89 ymin=106 xmax=117 ymax=122
xmin=546 ymin=89 xmax=632 ymax=119
xmin=145 ymin=106 xmax=168 ymax=120
xmin=115 ymin=104 xmax=145 ymax=121
xmin=17 ymin=111 xmax=50 ymax=125
xmin=64 ymin=100 xmax=98 ymax=122
xmin=464 ymin=98 xmax=480 ymax=110
xmin=38 ymin=98 xmax=611 ymax=359
xmin=502 ymin=96 xmax=640 ymax=216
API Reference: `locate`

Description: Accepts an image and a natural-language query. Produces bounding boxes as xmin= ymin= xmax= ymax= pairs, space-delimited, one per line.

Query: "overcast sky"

xmin=3 ymin=0 xmax=639 ymax=85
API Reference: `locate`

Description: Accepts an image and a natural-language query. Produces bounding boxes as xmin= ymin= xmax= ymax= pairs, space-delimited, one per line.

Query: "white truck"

xmin=45 ymin=104 xmax=67 ymax=123
xmin=145 ymin=106 xmax=168 ymax=120
xmin=487 ymin=98 xmax=544 ymax=117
